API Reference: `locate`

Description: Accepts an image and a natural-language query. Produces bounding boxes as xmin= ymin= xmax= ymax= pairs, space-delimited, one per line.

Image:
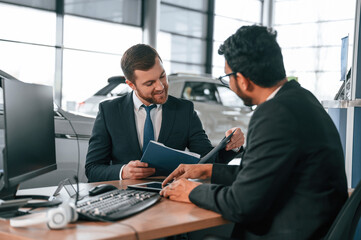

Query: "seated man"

xmin=85 ymin=44 xmax=244 ymax=182
xmin=161 ymin=25 xmax=348 ymax=240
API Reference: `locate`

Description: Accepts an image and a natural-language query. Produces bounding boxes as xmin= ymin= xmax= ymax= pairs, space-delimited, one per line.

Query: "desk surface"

xmin=0 ymin=179 xmax=229 ymax=240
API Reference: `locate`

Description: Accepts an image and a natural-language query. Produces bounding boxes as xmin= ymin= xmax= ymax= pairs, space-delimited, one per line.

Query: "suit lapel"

xmin=158 ymin=97 xmax=176 ymax=143
xmin=119 ymin=92 xmax=142 ymax=154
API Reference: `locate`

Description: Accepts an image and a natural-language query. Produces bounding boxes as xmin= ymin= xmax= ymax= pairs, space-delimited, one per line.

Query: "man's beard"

xmin=137 ymin=86 xmax=169 ymax=105
xmin=235 ymin=82 xmax=253 ymax=107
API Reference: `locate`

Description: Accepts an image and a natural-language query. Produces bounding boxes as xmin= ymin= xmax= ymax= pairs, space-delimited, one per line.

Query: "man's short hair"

xmin=121 ymin=44 xmax=162 ymax=83
xmin=218 ymin=25 xmax=286 ymax=87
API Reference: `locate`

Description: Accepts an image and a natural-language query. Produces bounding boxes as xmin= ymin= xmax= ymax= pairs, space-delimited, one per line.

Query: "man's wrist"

xmin=232 ymin=146 xmax=244 ymax=152
xmin=119 ymin=165 xmax=126 ymax=180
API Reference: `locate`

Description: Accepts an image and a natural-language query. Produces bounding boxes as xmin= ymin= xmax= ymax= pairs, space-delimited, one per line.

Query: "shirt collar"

xmin=266 ymin=84 xmax=283 ymax=101
xmin=132 ymin=91 xmax=161 ymax=111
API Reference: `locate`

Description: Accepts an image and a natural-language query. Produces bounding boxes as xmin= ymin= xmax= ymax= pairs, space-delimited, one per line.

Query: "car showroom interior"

xmin=0 ymin=0 xmax=360 ymax=239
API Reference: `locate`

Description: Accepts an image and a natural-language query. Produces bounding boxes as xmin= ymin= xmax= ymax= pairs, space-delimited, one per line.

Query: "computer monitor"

xmin=0 ymin=73 xmax=57 ymax=201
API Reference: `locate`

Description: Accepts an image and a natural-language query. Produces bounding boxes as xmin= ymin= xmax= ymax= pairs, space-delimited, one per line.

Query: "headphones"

xmin=10 ymin=200 xmax=78 ymax=229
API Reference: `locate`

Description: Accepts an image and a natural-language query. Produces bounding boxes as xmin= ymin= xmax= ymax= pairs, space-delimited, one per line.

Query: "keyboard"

xmin=76 ymin=189 xmax=161 ymax=221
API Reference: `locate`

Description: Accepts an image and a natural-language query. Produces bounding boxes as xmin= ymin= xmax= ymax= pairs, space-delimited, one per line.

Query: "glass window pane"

xmin=158 ymin=32 xmax=207 ymax=65
xmin=215 ymin=0 xmax=262 ymax=23
xmin=0 ymin=3 xmax=56 ymax=45
xmin=274 ymin=0 xmax=356 ymax=101
xmin=275 ymin=21 xmax=355 ymax=48
xmin=62 ymin=50 xmax=122 ymax=109
xmin=282 ymin=48 xmax=324 ymax=72
xmin=161 ymin=0 xmax=208 ymax=11
xmin=291 ymin=72 xmax=343 ymax=101
xmin=64 ymin=0 xmax=141 ymax=26
xmin=64 ymin=15 xmax=142 ymax=54
xmin=0 ymin=41 xmax=55 ymax=86
xmin=167 ymin=62 xmax=205 ymax=74
xmin=213 ymin=16 xmax=251 ymax=42
xmin=213 ymin=40 xmax=225 ymax=68
xmin=0 ymin=0 xmax=55 ymax=11
xmin=212 ymin=66 xmax=225 ymax=78
xmin=160 ymin=4 xmax=207 ymax=38
xmin=274 ymin=0 xmax=356 ymax=24
xmin=283 ymin=46 xmax=344 ymax=73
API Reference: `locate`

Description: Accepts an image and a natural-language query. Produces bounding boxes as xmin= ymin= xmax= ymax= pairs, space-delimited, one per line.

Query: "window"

xmin=161 ymin=0 xmax=208 ymax=11
xmin=274 ymin=0 xmax=356 ymax=100
xmin=0 ymin=3 xmax=56 ymax=45
xmin=159 ymin=1 xmax=208 ymax=74
xmin=158 ymin=32 xmax=206 ymax=64
xmin=0 ymin=41 xmax=55 ymax=86
xmin=0 ymin=0 xmax=55 ymax=11
xmin=0 ymin=3 xmax=55 ymax=87
xmin=64 ymin=0 xmax=142 ymax=26
xmin=160 ymin=5 xmax=207 ymax=38
xmin=62 ymin=8 xmax=142 ymax=110
xmin=62 ymin=49 xmax=125 ymax=109
xmin=212 ymin=0 xmax=262 ymax=74
xmin=64 ymin=15 xmax=142 ymax=54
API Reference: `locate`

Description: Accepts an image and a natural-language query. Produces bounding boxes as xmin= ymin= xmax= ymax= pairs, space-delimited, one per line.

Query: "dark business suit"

xmin=189 ymin=80 xmax=348 ymax=240
xmin=86 ymin=92 xmax=238 ymax=182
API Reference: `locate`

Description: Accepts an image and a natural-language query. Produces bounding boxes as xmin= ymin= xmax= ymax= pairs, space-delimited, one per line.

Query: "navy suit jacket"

xmin=189 ymin=81 xmax=348 ymax=240
xmin=85 ymin=93 xmax=238 ymax=182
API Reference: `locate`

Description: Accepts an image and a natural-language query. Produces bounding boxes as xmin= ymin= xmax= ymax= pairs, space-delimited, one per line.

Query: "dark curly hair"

xmin=218 ymin=25 xmax=286 ymax=87
xmin=121 ymin=44 xmax=162 ymax=83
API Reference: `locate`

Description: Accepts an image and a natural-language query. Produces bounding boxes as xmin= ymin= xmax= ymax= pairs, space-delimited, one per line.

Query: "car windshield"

xmin=181 ymin=81 xmax=245 ymax=108
xmin=216 ymin=85 xmax=245 ymax=107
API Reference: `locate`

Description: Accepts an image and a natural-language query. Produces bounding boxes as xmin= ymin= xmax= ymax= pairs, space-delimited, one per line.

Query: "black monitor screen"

xmin=2 ymin=78 xmax=56 ymax=189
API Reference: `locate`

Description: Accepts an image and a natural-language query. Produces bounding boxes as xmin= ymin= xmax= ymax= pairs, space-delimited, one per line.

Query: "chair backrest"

xmin=324 ymin=181 xmax=361 ymax=240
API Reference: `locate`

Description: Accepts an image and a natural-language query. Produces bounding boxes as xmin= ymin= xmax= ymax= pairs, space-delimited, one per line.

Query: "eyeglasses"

xmin=218 ymin=72 xmax=237 ymax=86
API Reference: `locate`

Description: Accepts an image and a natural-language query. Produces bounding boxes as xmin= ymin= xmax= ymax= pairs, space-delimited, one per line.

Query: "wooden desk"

xmin=0 ymin=180 xmax=229 ymax=240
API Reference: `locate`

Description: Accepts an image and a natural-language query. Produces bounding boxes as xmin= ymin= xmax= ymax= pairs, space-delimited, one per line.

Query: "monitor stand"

xmin=15 ymin=194 xmax=62 ymax=208
xmin=0 ymin=185 xmax=31 ymax=218
xmin=0 ymin=184 xmax=62 ymax=218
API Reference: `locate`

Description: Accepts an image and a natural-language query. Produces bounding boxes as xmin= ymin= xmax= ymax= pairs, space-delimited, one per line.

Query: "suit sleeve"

xmin=189 ymin=103 xmax=300 ymax=223
xmin=85 ymin=103 xmax=123 ymax=182
xmin=186 ymin=103 xmax=241 ymax=163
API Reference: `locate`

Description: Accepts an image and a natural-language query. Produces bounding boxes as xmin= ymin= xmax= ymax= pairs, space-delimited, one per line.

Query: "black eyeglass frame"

xmin=218 ymin=72 xmax=237 ymax=86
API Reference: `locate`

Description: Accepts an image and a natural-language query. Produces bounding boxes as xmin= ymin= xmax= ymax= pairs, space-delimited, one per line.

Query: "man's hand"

xmin=122 ymin=160 xmax=155 ymax=179
xmin=160 ymin=178 xmax=201 ymax=203
xmin=162 ymin=164 xmax=212 ymax=187
xmin=225 ymin=127 xmax=245 ymax=151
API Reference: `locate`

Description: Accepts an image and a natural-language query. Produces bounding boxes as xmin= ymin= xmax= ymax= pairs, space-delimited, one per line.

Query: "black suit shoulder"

xmin=164 ymin=95 xmax=195 ymax=110
xmin=98 ymin=93 xmax=130 ymax=111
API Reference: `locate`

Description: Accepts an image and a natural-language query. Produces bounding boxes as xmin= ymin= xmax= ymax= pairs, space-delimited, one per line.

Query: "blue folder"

xmin=141 ymin=141 xmax=199 ymax=176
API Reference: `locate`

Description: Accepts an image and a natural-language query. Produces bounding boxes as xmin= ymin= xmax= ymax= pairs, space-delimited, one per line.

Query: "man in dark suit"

xmin=85 ymin=44 xmax=244 ymax=182
xmin=161 ymin=26 xmax=348 ymax=239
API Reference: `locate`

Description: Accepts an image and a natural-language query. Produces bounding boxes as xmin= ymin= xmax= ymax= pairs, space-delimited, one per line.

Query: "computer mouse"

xmin=88 ymin=184 xmax=118 ymax=196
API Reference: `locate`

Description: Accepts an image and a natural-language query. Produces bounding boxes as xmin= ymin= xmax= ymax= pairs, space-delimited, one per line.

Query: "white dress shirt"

xmin=266 ymin=84 xmax=283 ymax=101
xmin=119 ymin=91 xmax=162 ymax=179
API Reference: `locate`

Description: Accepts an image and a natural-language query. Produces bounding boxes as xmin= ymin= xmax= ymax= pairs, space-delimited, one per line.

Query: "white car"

xmin=77 ymin=73 xmax=252 ymax=146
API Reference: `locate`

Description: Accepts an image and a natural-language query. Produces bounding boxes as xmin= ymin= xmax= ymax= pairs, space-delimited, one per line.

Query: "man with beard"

xmin=160 ymin=26 xmax=348 ymax=239
xmin=85 ymin=44 xmax=244 ymax=182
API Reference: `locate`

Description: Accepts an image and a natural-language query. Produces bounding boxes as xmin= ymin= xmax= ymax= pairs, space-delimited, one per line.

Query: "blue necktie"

xmin=142 ymin=104 xmax=156 ymax=152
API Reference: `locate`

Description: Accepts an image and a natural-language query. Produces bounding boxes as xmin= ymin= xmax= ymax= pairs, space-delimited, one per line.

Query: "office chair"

xmin=323 ymin=180 xmax=361 ymax=240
